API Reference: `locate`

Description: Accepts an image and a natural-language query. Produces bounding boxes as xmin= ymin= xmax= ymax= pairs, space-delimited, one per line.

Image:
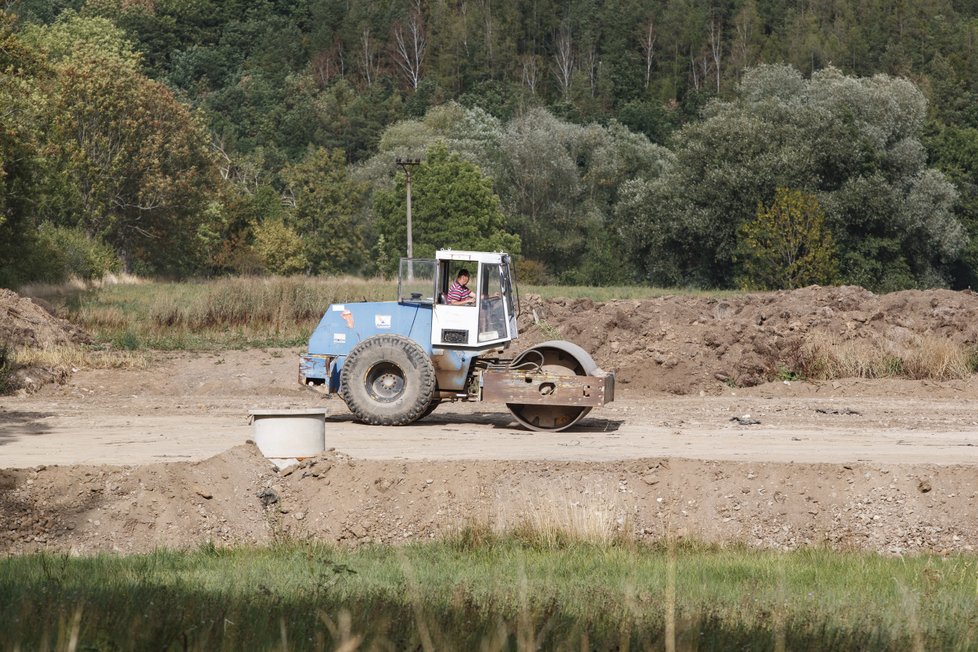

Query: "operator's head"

xmin=457 ymin=269 xmax=470 ymax=284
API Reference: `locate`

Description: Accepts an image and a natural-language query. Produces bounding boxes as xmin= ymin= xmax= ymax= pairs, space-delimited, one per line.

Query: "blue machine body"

xmin=300 ymin=299 xmax=478 ymax=393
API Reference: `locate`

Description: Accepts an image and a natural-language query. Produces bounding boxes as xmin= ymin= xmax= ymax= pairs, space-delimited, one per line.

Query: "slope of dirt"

xmin=519 ymin=286 xmax=978 ymax=393
xmin=0 ymin=289 xmax=93 ymax=393
xmin=1 ymin=444 xmax=975 ymax=556
xmin=0 ymin=289 xmax=92 ymax=350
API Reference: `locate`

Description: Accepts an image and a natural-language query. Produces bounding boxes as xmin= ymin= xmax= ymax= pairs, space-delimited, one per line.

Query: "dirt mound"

xmin=0 ymin=289 xmax=93 ymax=393
xmin=2 ymin=444 xmax=975 ymax=556
xmin=0 ymin=289 xmax=91 ymax=350
xmin=0 ymin=445 xmax=273 ymax=553
xmin=520 ymin=286 xmax=978 ymax=394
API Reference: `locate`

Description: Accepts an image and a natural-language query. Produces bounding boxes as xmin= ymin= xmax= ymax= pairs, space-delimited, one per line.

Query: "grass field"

xmin=23 ymin=276 xmax=737 ymax=351
xmin=2 ymin=536 xmax=975 ymax=651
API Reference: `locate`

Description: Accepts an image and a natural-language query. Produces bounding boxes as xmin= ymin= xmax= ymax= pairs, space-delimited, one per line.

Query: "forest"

xmin=2 ymin=0 xmax=978 ymax=290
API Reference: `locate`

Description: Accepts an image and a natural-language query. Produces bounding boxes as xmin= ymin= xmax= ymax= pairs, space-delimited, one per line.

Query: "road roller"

xmin=299 ymin=249 xmax=614 ymax=432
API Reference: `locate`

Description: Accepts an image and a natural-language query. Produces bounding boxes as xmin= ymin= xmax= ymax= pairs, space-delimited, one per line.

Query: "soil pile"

xmin=519 ymin=286 xmax=978 ymax=394
xmin=0 ymin=289 xmax=91 ymax=350
xmin=0 ymin=289 xmax=93 ymax=394
xmin=2 ymin=443 xmax=975 ymax=556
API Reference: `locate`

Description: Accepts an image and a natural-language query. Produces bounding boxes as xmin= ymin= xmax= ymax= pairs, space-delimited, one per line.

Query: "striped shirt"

xmin=446 ymin=280 xmax=472 ymax=304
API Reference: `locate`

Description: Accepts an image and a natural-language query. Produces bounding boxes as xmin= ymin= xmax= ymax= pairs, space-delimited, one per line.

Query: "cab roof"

xmin=435 ymin=249 xmax=509 ymax=264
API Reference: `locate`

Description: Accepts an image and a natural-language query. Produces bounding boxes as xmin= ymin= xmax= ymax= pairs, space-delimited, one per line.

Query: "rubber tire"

xmin=419 ymin=399 xmax=441 ymax=419
xmin=340 ymin=334 xmax=436 ymax=426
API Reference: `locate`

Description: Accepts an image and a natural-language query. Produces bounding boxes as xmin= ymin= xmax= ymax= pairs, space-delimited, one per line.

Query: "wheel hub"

xmin=366 ymin=362 xmax=405 ymax=402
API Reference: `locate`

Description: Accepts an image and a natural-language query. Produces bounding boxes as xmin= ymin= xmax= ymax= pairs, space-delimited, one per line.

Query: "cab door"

xmin=432 ymin=259 xmax=479 ymax=347
xmin=475 ymin=262 xmax=511 ymax=346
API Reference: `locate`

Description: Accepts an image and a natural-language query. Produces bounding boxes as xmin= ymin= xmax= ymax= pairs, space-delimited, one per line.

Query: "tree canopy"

xmin=3 ymin=0 xmax=978 ymax=290
xmin=373 ymin=144 xmax=520 ymax=275
xmin=618 ymin=65 xmax=960 ymax=290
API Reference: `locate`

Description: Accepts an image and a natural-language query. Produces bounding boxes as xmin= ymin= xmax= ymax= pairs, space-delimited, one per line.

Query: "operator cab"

xmin=398 ymin=250 xmax=518 ymax=350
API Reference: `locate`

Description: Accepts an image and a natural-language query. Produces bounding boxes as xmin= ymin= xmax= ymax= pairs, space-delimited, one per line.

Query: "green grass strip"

xmin=2 ymin=538 xmax=976 ymax=650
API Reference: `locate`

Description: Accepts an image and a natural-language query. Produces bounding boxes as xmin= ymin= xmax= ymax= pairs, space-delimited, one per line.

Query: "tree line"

xmin=1 ymin=0 xmax=978 ymax=290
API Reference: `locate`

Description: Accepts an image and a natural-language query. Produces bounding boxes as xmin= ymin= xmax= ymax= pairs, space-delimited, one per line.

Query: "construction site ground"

xmin=2 ymin=285 xmax=978 ymax=557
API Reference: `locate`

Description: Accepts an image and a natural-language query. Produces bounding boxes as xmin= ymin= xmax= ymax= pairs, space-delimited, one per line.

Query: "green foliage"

xmin=209 ymin=181 xmax=284 ymax=275
xmin=5 ymin=0 xmax=978 ymax=287
xmin=365 ymin=105 xmax=668 ymax=283
xmin=616 ymin=99 xmax=680 ymax=145
xmin=0 ymin=11 xmax=47 ymax=288
xmin=39 ymin=43 xmax=219 ymax=275
xmin=496 ymin=109 xmax=587 ymax=271
xmin=251 ymin=218 xmax=308 ymax=276
xmin=737 ymin=188 xmax=838 ymax=290
xmin=514 ymin=259 xmax=552 ymax=285
xmin=968 ymin=347 xmax=978 ymax=374
xmin=20 ymin=10 xmax=138 ymax=64
xmin=622 ymin=65 xmax=961 ymax=289
xmin=373 ymin=143 xmax=520 ymax=275
xmin=280 ymin=147 xmax=368 ymax=275
xmin=925 ymin=123 xmax=978 ymax=289
xmin=0 ymin=341 xmax=15 ymax=394
xmin=27 ymin=223 xmax=122 ymax=282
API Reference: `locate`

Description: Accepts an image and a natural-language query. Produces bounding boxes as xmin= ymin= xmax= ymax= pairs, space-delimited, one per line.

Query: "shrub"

xmin=252 ymin=218 xmax=308 ymax=275
xmin=27 ymin=224 xmax=122 ymax=283
xmin=0 ymin=343 xmax=15 ymax=394
xmin=515 ymin=258 xmax=551 ymax=285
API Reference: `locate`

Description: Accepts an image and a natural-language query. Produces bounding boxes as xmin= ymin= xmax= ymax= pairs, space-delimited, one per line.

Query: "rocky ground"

xmin=519 ymin=285 xmax=978 ymax=392
xmin=2 ymin=443 xmax=974 ymax=556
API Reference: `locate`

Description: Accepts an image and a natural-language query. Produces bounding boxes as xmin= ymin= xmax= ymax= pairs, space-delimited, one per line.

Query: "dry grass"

xmin=18 ymin=273 xmax=145 ymax=298
xmin=23 ymin=276 xmax=399 ymax=350
xmin=144 ymin=276 xmax=384 ymax=331
xmin=490 ymin=479 xmax=632 ymax=546
xmin=901 ymin=337 xmax=974 ymax=380
xmin=21 ymin=275 xmax=742 ymax=351
xmin=13 ymin=345 xmax=150 ymax=371
xmin=800 ymin=331 xmax=974 ymax=381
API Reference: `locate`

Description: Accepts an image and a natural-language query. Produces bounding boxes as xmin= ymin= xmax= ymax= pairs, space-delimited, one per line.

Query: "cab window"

xmin=478 ymin=263 xmax=507 ymax=341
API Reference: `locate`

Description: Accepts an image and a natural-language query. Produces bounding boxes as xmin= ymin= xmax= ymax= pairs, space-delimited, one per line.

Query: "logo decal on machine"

xmin=333 ymin=333 xmax=346 ymax=344
xmin=375 ymin=315 xmax=391 ymax=329
xmin=341 ymin=310 xmax=354 ymax=328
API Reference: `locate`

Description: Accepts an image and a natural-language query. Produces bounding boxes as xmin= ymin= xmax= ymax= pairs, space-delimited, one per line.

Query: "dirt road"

xmin=2 ymin=348 xmax=977 ymax=468
xmin=3 ymin=348 xmax=978 ymax=556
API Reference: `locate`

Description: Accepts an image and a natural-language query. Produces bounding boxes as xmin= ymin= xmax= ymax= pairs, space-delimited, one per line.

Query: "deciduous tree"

xmin=373 ymin=143 xmax=519 ymax=275
xmin=281 ymin=146 xmax=369 ymax=275
xmin=624 ymin=64 xmax=961 ymax=289
xmin=737 ymin=187 xmax=838 ymax=290
xmin=42 ymin=44 xmax=218 ymax=274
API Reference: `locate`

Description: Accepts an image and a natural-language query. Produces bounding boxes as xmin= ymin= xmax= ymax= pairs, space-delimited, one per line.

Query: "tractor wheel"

xmin=419 ymin=399 xmax=441 ymax=419
xmin=340 ymin=334 xmax=436 ymax=426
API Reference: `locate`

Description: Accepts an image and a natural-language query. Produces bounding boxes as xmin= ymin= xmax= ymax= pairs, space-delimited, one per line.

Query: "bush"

xmin=252 ymin=218 xmax=308 ymax=275
xmin=28 ymin=224 xmax=122 ymax=283
xmin=515 ymin=259 xmax=551 ymax=285
xmin=737 ymin=188 xmax=838 ymax=290
xmin=0 ymin=343 xmax=15 ymax=394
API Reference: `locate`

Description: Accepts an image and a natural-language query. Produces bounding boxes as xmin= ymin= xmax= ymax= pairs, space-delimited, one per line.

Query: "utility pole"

xmin=395 ymin=157 xmax=422 ymax=259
